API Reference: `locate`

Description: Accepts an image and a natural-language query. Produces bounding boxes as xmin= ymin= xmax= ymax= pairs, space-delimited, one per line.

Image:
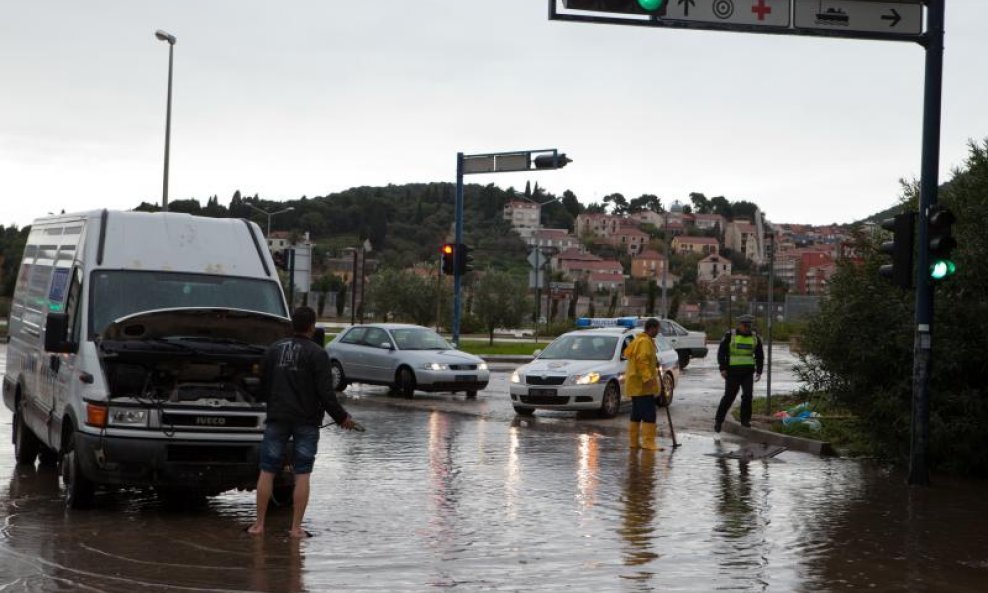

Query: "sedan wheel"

xmin=598 ymin=382 xmax=621 ymax=419
xmin=396 ymin=367 xmax=416 ymax=399
xmin=331 ymin=361 xmax=348 ymax=392
xmin=513 ymin=405 xmax=535 ymax=416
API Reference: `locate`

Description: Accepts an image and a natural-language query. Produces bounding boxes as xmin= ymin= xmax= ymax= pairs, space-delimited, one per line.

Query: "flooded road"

xmin=3 ymin=344 xmax=988 ymax=592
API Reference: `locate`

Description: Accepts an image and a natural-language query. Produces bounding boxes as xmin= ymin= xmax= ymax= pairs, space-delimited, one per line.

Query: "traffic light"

xmin=928 ymin=205 xmax=957 ymax=281
xmin=455 ymin=243 xmax=474 ymax=275
xmin=878 ymin=211 xmax=915 ymax=290
xmin=533 ymin=153 xmax=573 ymax=170
xmin=440 ymin=243 xmax=455 ymax=275
xmin=563 ymin=0 xmax=667 ymax=15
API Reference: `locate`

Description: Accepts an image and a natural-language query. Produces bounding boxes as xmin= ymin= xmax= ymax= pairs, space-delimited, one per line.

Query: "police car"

xmin=508 ymin=318 xmax=680 ymax=418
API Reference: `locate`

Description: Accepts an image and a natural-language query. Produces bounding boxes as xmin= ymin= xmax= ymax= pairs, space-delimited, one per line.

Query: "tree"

xmin=799 ymin=139 xmax=988 ymax=476
xmin=472 ymin=271 xmax=530 ymax=345
xmin=603 ymin=193 xmax=628 ymax=215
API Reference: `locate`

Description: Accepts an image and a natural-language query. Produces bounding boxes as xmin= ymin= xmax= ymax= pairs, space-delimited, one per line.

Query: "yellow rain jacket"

xmin=623 ymin=332 xmax=658 ymax=397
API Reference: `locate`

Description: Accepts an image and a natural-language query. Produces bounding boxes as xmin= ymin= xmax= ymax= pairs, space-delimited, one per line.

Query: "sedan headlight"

xmin=423 ymin=362 xmax=450 ymax=371
xmin=107 ymin=408 xmax=148 ymax=427
xmin=569 ymin=372 xmax=601 ymax=386
xmin=477 ymin=362 xmax=489 ymax=371
xmin=510 ymin=371 xmax=521 ymax=384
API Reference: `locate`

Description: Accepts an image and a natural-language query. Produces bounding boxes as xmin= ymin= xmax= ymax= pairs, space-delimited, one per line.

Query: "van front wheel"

xmin=61 ymin=433 xmax=95 ymax=509
xmin=13 ymin=406 xmax=41 ymax=466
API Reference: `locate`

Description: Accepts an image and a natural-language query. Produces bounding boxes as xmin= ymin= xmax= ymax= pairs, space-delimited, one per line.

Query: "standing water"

xmin=2 ymin=347 xmax=987 ymax=592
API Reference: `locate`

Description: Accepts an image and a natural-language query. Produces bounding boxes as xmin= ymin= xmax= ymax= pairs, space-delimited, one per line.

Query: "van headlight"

xmin=423 ymin=362 xmax=450 ymax=371
xmin=107 ymin=408 xmax=148 ymax=427
xmin=569 ymin=372 xmax=601 ymax=386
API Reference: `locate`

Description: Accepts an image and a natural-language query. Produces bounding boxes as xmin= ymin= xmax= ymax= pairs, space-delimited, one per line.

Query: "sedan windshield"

xmin=390 ymin=327 xmax=452 ymax=350
xmin=90 ymin=270 xmax=286 ymax=336
xmin=538 ymin=335 xmax=617 ymax=361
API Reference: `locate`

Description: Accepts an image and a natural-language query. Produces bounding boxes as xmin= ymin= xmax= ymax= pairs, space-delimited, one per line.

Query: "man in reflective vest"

xmin=714 ymin=314 xmax=764 ymax=432
xmin=624 ymin=317 xmax=663 ymax=450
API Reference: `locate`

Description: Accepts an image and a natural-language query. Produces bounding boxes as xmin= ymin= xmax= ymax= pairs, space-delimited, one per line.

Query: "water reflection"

xmin=575 ymin=433 xmax=600 ymax=510
xmin=713 ymin=441 xmax=770 ymax=591
xmin=619 ymin=451 xmax=659 ymax=582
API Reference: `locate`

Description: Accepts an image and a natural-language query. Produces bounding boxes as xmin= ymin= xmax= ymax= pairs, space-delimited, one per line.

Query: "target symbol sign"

xmin=712 ymin=0 xmax=734 ymax=20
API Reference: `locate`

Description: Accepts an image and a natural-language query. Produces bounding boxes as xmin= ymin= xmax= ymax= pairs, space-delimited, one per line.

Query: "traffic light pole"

xmin=453 ymin=153 xmax=466 ymax=346
xmin=908 ymin=0 xmax=945 ymax=487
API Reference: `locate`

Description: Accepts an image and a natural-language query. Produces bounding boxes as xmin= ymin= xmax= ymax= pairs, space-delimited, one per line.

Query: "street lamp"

xmin=661 ymin=200 xmax=683 ymax=318
xmin=155 ymin=29 xmax=176 ymax=212
xmin=247 ymin=204 xmax=294 ymax=237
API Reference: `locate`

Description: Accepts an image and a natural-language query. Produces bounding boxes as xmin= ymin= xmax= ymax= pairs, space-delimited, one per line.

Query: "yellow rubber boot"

xmin=641 ymin=422 xmax=663 ymax=451
xmin=628 ymin=422 xmax=640 ymax=449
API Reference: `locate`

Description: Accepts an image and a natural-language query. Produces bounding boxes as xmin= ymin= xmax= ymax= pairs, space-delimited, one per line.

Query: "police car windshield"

xmin=390 ymin=328 xmax=451 ymax=350
xmin=539 ymin=335 xmax=617 ymax=361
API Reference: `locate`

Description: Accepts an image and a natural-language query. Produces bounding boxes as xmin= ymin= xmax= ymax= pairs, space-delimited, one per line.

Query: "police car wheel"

xmin=513 ymin=405 xmax=535 ymax=416
xmin=598 ymin=382 xmax=621 ymax=419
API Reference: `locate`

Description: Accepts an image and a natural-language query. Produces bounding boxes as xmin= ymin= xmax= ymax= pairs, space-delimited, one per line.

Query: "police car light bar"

xmin=575 ymin=317 xmax=642 ymax=329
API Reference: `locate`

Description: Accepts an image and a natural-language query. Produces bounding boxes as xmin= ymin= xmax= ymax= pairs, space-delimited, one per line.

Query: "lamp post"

xmin=247 ymin=204 xmax=294 ymax=237
xmin=661 ymin=200 xmax=683 ymax=318
xmin=154 ymin=30 xmax=176 ymax=212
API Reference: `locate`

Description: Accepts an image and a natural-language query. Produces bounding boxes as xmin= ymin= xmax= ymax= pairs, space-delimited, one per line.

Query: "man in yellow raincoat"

xmin=624 ymin=318 xmax=662 ymax=451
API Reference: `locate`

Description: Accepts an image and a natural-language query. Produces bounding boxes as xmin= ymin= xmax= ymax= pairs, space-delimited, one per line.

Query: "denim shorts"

xmin=259 ymin=421 xmax=320 ymax=475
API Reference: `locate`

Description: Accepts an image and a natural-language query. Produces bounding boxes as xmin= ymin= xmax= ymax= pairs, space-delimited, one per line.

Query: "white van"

xmin=2 ymin=210 xmax=292 ymax=508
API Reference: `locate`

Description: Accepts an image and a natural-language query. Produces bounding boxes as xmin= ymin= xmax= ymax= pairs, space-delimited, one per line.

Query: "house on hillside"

xmin=671 ymin=235 xmax=719 ymax=256
xmin=503 ymin=200 xmax=541 ymax=239
xmin=605 ymin=226 xmax=649 ymax=255
xmin=575 ymin=213 xmax=623 ymax=238
xmin=631 ymin=249 xmax=667 ymax=280
xmin=697 ymin=253 xmax=732 ymax=283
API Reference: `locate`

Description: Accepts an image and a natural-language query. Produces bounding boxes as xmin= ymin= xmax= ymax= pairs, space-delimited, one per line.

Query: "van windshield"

xmin=90 ymin=271 xmax=286 ymax=336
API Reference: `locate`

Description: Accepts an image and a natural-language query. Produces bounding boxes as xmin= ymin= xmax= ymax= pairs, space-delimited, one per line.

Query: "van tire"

xmin=14 ymin=406 xmax=41 ymax=466
xmin=61 ymin=432 xmax=95 ymax=509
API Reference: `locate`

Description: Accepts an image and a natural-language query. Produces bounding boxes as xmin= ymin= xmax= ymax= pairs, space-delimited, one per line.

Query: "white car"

xmin=658 ymin=319 xmax=708 ymax=369
xmin=325 ymin=324 xmax=490 ymax=398
xmin=508 ymin=323 xmax=680 ymax=418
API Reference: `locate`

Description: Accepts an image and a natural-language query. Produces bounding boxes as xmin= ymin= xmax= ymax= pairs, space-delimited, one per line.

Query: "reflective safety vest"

xmin=728 ymin=333 xmax=756 ymax=368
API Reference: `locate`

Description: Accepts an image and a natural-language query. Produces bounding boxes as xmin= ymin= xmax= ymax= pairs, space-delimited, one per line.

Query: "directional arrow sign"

xmin=793 ymin=0 xmax=923 ymax=36
xmin=665 ymin=0 xmax=790 ymax=28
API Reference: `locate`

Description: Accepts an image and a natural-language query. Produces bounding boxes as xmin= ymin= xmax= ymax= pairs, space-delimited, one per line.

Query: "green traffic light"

xmin=637 ymin=0 xmax=665 ymax=10
xmin=930 ymin=259 xmax=956 ymax=280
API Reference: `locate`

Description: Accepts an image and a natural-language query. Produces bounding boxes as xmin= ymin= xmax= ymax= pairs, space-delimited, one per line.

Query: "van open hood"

xmin=102 ymin=307 xmax=291 ymax=346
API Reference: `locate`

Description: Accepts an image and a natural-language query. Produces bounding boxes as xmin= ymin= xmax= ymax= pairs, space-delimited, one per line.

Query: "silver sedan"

xmin=325 ymin=323 xmax=490 ymax=398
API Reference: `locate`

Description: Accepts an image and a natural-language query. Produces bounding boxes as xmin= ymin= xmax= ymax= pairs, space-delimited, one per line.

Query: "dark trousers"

xmin=715 ymin=371 xmax=754 ymax=425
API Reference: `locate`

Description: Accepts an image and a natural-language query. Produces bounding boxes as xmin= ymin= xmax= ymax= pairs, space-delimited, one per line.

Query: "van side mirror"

xmin=313 ymin=327 xmax=326 ymax=346
xmin=45 ymin=312 xmax=76 ymax=353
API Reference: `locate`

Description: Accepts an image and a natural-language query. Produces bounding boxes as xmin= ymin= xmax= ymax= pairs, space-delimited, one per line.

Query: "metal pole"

xmin=287 ymin=249 xmax=295 ymax=310
xmin=359 ymin=246 xmax=366 ymax=324
xmin=766 ymin=231 xmax=775 ymax=414
xmin=661 ymin=212 xmax=668 ymax=318
xmin=161 ymin=42 xmax=174 ymax=212
xmin=545 ymin=251 xmax=552 ymax=326
xmin=534 ymin=240 xmax=541 ymax=341
xmin=350 ymin=249 xmax=357 ymax=326
xmin=452 ymin=153 xmax=464 ymax=346
xmin=909 ymin=0 xmax=944 ymax=487
xmin=266 ymin=214 xmax=271 ymax=238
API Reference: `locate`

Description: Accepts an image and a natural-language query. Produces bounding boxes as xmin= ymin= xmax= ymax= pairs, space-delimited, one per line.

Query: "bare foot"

xmin=246 ymin=523 xmax=264 ymax=536
xmin=288 ymin=529 xmax=312 ymax=538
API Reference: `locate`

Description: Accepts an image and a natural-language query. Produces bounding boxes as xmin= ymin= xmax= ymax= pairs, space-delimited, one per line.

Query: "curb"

xmin=723 ymin=417 xmax=835 ymax=456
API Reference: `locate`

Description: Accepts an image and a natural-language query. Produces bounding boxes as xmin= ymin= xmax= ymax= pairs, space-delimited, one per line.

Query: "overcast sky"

xmin=2 ymin=1 xmax=986 ymax=228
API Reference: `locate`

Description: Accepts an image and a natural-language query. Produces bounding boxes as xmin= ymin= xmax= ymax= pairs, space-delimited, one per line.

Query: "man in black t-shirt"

xmin=247 ymin=306 xmax=356 ymax=538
